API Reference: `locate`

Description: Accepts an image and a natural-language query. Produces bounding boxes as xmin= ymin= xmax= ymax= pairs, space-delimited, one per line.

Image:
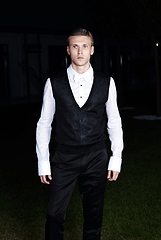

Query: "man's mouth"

xmin=77 ymin=57 xmax=84 ymax=59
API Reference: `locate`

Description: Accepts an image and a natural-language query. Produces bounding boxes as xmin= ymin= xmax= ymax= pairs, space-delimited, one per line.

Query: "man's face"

xmin=67 ymin=35 xmax=94 ymax=71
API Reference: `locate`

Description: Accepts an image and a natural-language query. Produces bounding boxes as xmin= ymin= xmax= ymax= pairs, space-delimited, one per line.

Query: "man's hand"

xmin=107 ymin=170 xmax=119 ymax=181
xmin=40 ymin=175 xmax=52 ymax=184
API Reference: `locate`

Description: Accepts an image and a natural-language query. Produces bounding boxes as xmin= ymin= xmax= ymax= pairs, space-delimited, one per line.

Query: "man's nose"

xmin=78 ymin=47 xmax=82 ymax=54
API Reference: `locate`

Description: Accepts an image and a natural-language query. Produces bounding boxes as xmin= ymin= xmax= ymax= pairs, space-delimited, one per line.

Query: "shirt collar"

xmin=67 ymin=64 xmax=93 ymax=83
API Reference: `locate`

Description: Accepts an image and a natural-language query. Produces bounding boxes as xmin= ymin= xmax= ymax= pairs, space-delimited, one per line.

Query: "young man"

xmin=36 ymin=28 xmax=123 ymax=240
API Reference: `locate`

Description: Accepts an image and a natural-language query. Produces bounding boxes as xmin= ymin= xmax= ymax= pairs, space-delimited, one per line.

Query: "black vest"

xmin=50 ymin=70 xmax=110 ymax=154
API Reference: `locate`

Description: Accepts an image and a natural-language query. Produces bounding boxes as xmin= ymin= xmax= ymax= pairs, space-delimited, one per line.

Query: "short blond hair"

xmin=67 ymin=28 xmax=94 ymax=46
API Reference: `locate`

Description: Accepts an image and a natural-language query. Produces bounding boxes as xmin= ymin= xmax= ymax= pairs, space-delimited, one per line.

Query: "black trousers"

xmin=45 ymin=148 xmax=108 ymax=240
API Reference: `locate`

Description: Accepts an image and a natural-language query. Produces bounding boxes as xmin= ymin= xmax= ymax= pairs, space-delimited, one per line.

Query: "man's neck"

xmin=71 ymin=63 xmax=90 ymax=74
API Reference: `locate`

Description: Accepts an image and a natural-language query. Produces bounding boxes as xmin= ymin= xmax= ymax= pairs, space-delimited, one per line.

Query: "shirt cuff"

xmin=108 ymin=156 xmax=122 ymax=172
xmin=38 ymin=160 xmax=51 ymax=176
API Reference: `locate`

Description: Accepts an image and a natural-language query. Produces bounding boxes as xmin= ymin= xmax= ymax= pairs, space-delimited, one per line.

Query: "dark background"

xmin=0 ymin=0 xmax=93 ymax=32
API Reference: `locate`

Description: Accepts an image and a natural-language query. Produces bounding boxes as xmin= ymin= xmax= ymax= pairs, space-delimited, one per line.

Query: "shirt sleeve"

xmin=36 ymin=78 xmax=55 ymax=176
xmin=106 ymin=77 xmax=123 ymax=172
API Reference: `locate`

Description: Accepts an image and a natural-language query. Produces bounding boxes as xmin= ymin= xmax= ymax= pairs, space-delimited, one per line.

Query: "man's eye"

xmin=84 ymin=45 xmax=88 ymax=48
xmin=73 ymin=45 xmax=77 ymax=48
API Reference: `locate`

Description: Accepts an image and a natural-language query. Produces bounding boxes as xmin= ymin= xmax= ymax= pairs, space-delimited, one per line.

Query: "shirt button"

xmin=80 ymin=96 xmax=82 ymax=98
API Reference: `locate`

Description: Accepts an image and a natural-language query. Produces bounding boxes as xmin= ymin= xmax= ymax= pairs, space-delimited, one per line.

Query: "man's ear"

xmin=91 ymin=46 xmax=94 ymax=55
xmin=67 ymin=46 xmax=70 ymax=55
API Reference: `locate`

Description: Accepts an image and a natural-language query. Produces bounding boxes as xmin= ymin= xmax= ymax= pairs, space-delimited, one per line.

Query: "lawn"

xmin=0 ymin=102 xmax=161 ymax=240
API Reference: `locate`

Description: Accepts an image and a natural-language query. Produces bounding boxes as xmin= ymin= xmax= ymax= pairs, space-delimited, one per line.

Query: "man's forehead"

xmin=69 ymin=36 xmax=92 ymax=45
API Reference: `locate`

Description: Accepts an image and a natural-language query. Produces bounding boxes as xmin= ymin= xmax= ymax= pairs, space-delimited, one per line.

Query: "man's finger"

xmin=40 ymin=175 xmax=51 ymax=184
xmin=107 ymin=171 xmax=119 ymax=181
xmin=48 ymin=175 xmax=52 ymax=181
xmin=112 ymin=171 xmax=119 ymax=181
xmin=107 ymin=170 xmax=111 ymax=179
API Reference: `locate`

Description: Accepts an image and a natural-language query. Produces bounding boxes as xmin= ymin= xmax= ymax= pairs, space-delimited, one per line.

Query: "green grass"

xmin=0 ymin=104 xmax=161 ymax=239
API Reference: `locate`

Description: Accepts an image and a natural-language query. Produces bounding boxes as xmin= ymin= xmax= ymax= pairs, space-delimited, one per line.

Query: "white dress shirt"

xmin=36 ymin=65 xmax=123 ymax=176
